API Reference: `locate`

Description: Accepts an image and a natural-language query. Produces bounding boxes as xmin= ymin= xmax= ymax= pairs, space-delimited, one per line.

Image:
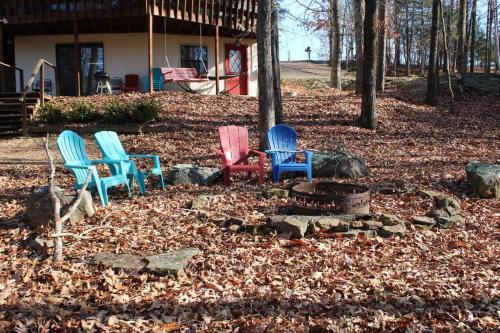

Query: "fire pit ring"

xmin=290 ymin=181 xmax=370 ymax=215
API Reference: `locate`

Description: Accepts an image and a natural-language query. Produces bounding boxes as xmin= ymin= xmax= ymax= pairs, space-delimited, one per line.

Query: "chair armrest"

xmin=64 ymin=163 xmax=96 ymax=170
xmin=265 ymin=149 xmax=308 ymax=155
xmin=217 ymin=150 xmax=231 ymax=167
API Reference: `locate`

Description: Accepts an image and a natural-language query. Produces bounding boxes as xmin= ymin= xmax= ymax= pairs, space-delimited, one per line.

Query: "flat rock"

xmin=25 ymin=186 xmax=94 ymax=228
xmin=94 ymin=248 xmax=200 ymax=278
xmin=350 ymin=220 xmax=364 ymax=229
xmin=227 ymin=224 xmax=241 ymax=233
xmin=379 ymin=224 xmax=406 ymax=237
xmin=270 ymin=216 xmax=309 ymax=239
xmin=167 ymin=164 xmax=221 ymax=186
xmin=313 ymin=217 xmax=341 ymax=230
xmin=434 ymin=195 xmax=461 ymax=216
xmin=341 ymin=230 xmax=377 ymax=239
xmin=379 ymin=213 xmax=402 ymax=226
xmin=190 ymin=195 xmax=209 ymax=210
xmin=466 ymin=161 xmax=500 ymax=198
xmin=416 ymin=189 xmax=445 ymax=199
xmin=312 ymin=150 xmax=367 ymax=178
xmin=411 ymin=216 xmax=436 ymax=227
xmin=362 ymin=220 xmax=383 ymax=230
xmin=263 ymin=188 xmax=289 ymax=199
xmin=144 ymin=248 xmax=200 ymax=278
xmin=94 ymin=253 xmax=146 ymax=271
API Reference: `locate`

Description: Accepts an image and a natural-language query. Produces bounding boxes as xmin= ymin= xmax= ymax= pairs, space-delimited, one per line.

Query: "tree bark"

xmin=330 ymin=0 xmax=342 ymax=89
xmin=271 ymin=0 xmax=283 ymax=124
xmin=359 ymin=0 xmax=378 ymax=129
xmin=485 ymin=0 xmax=492 ymax=73
xmin=439 ymin=0 xmax=455 ymax=112
xmin=376 ymin=0 xmax=387 ymax=91
xmin=353 ymin=0 xmax=364 ymax=93
xmin=469 ymin=0 xmax=477 ymax=72
xmin=394 ymin=2 xmax=401 ymax=76
xmin=426 ymin=0 xmax=441 ymax=106
xmin=455 ymin=0 xmax=467 ymax=100
xmin=494 ymin=0 xmax=500 ymax=72
xmin=257 ymin=0 xmax=275 ymax=149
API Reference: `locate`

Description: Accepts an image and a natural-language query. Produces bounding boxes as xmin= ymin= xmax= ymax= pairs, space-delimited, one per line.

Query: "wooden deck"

xmin=0 ymin=0 xmax=257 ymax=32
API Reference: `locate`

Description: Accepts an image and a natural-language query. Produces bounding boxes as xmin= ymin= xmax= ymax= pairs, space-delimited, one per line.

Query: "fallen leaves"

xmin=0 ymin=83 xmax=499 ymax=332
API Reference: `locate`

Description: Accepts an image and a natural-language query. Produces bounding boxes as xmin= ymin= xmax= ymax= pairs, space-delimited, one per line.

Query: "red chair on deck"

xmin=218 ymin=126 xmax=266 ymax=186
xmin=122 ymin=74 xmax=140 ymax=92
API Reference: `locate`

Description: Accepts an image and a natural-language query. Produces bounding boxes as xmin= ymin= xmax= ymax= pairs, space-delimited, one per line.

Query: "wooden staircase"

xmin=0 ymin=92 xmax=42 ymax=135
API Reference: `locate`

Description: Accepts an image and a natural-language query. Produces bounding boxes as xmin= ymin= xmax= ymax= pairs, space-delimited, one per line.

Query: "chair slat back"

xmin=267 ymin=125 xmax=298 ymax=165
xmin=219 ymin=126 xmax=250 ymax=165
xmin=57 ymin=130 xmax=91 ymax=185
xmin=94 ymin=131 xmax=129 ymax=161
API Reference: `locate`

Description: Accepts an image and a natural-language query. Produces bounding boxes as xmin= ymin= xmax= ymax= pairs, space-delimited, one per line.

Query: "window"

xmin=180 ymin=45 xmax=208 ymax=75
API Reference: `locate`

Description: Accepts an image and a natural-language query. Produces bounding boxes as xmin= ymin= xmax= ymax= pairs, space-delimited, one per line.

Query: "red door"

xmin=224 ymin=44 xmax=248 ymax=95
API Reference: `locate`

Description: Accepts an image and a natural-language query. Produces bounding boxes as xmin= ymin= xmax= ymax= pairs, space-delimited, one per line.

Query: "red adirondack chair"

xmin=122 ymin=74 xmax=140 ymax=92
xmin=218 ymin=126 xmax=265 ymax=186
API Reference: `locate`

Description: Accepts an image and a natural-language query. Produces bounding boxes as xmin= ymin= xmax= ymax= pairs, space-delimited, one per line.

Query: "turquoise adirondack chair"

xmin=94 ymin=131 xmax=165 ymax=193
xmin=57 ymin=130 xmax=131 ymax=207
xmin=143 ymin=68 xmax=164 ymax=91
xmin=266 ymin=124 xmax=313 ymax=183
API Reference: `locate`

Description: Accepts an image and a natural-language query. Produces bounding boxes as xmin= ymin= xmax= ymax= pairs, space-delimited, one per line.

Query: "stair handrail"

xmin=0 ymin=62 xmax=24 ymax=93
xmin=20 ymin=59 xmax=59 ymax=135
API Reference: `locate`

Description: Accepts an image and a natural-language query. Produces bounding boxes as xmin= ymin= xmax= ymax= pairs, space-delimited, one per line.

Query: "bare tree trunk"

xmin=450 ymin=0 xmax=456 ymax=72
xmin=427 ymin=0 xmax=441 ymax=106
xmin=271 ymin=0 xmax=283 ymax=124
xmin=330 ymin=0 xmax=342 ymax=89
xmin=485 ymin=0 xmax=492 ymax=73
xmin=469 ymin=0 xmax=477 ymax=72
xmin=376 ymin=0 xmax=387 ymax=91
xmin=360 ymin=0 xmax=378 ymax=129
xmin=494 ymin=0 xmax=500 ymax=72
xmin=353 ymin=0 xmax=364 ymax=93
xmin=439 ymin=0 xmax=455 ymax=112
xmin=455 ymin=0 xmax=467 ymax=100
xmin=257 ymin=0 xmax=275 ymax=150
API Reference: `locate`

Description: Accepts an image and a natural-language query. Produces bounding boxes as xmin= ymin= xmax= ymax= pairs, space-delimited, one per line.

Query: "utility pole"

xmin=288 ymin=50 xmax=290 ymax=62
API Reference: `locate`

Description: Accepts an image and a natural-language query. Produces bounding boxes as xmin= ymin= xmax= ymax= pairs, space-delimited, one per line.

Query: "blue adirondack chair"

xmin=266 ymin=124 xmax=313 ymax=183
xmin=94 ymin=131 xmax=165 ymax=193
xmin=143 ymin=68 xmax=164 ymax=91
xmin=57 ymin=130 xmax=131 ymax=207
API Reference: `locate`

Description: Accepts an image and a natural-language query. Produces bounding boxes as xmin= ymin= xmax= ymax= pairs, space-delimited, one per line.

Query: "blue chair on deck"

xmin=57 ymin=130 xmax=131 ymax=207
xmin=94 ymin=131 xmax=165 ymax=193
xmin=266 ymin=124 xmax=313 ymax=183
xmin=143 ymin=68 xmax=164 ymax=91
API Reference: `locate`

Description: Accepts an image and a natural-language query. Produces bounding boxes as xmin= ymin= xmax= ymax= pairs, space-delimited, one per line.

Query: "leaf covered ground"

xmin=0 ymin=80 xmax=499 ymax=332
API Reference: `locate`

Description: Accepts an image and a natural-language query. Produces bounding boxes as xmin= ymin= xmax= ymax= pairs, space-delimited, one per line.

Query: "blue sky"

xmin=279 ymin=0 xmax=324 ymax=61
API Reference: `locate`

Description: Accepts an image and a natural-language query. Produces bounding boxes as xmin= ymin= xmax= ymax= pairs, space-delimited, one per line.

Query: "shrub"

xmin=68 ymin=100 xmax=99 ymax=123
xmin=130 ymin=99 xmax=161 ymax=125
xmin=103 ymin=99 xmax=130 ymax=124
xmin=37 ymin=102 xmax=66 ymax=123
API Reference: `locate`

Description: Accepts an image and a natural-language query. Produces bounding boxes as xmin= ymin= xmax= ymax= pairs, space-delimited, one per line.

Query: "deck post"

xmin=215 ymin=25 xmax=220 ymax=94
xmin=73 ymin=19 xmax=81 ymax=97
xmin=0 ymin=24 xmax=4 ymax=93
xmin=147 ymin=12 xmax=154 ymax=94
xmin=40 ymin=63 xmax=45 ymax=107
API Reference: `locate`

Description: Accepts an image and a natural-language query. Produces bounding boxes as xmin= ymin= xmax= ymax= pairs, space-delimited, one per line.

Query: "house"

xmin=0 ymin=0 xmax=258 ymax=97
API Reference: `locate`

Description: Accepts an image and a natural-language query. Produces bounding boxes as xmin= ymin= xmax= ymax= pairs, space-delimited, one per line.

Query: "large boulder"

xmin=312 ymin=150 xmax=367 ymax=178
xmin=466 ymin=161 xmax=500 ymax=199
xmin=25 ymin=186 xmax=94 ymax=228
xmin=167 ymin=164 xmax=221 ymax=186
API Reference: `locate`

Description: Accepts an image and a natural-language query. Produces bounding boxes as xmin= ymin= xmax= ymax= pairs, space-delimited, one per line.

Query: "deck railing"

xmin=0 ymin=62 xmax=24 ymax=93
xmin=20 ymin=59 xmax=59 ymax=135
xmin=0 ymin=0 xmax=257 ymax=31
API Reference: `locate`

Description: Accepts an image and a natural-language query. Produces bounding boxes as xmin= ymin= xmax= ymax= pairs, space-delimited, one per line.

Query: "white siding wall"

xmin=14 ymin=33 xmax=258 ymax=96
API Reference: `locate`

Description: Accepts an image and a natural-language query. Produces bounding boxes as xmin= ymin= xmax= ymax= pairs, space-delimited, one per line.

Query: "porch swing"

xmin=160 ymin=20 xmax=239 ymax=93
xmin=160 ymin=20 xmax=209 ymax=93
